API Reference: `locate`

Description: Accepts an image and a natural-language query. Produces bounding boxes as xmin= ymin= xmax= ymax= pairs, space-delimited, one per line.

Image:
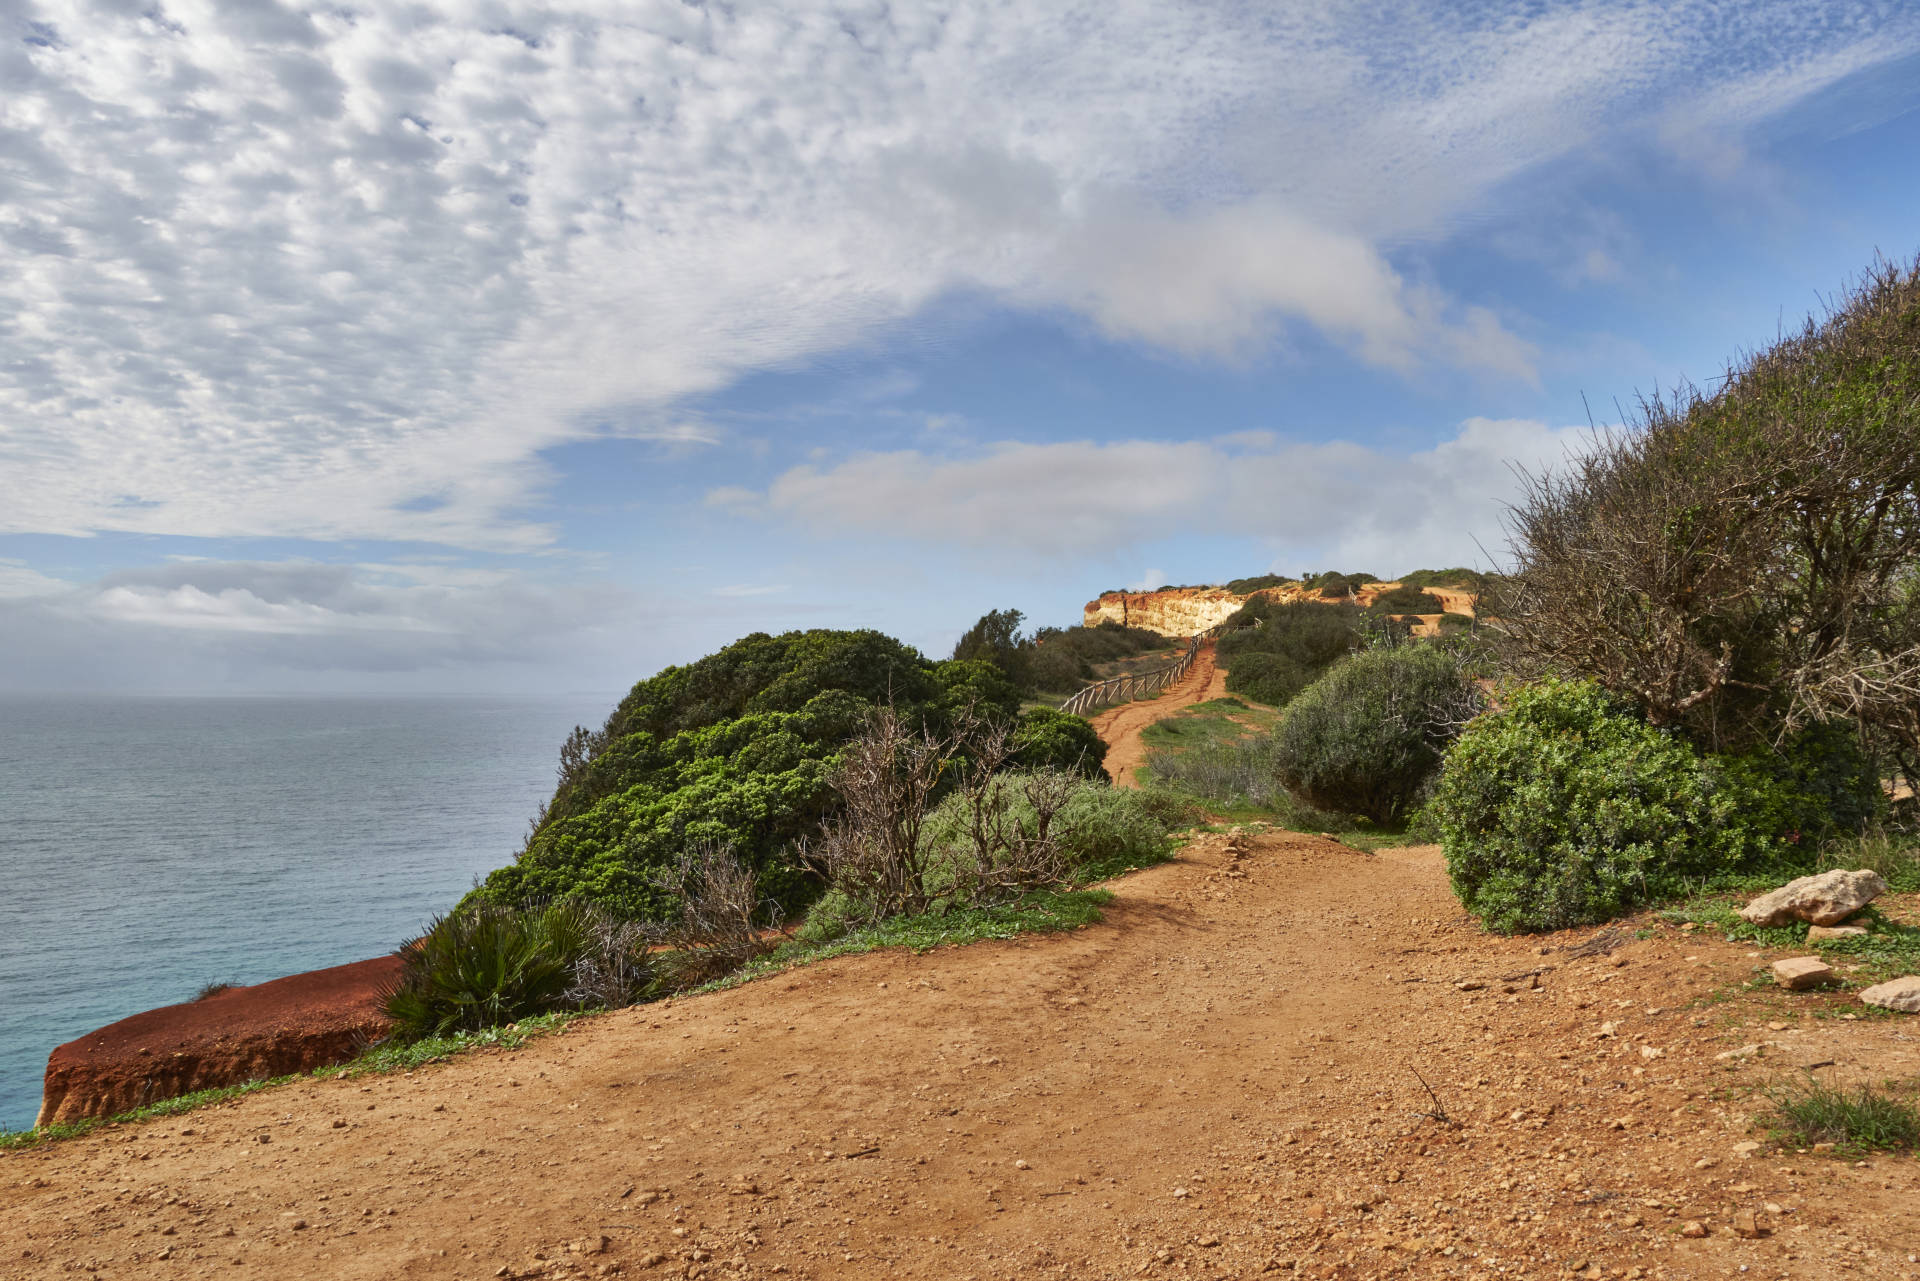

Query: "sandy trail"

xmin=1088 ymin=639 xmax=1230 ymax=788
xmin=6 ymin=832 xmax=1916 ymax=1281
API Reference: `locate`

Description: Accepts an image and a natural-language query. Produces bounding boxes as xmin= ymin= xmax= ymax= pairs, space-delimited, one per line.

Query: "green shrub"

xmin=1431 ymin=679 xmax=1861 ymax=934
xmin=381 ymin=898 xmax=651 ymax=1042
xmin=1218 ymin=599 xmax=1366 ymax=706
xmin=1225 ymin=573 xmax=1292 ymax=594
xmin=1368 ymin=585 xmax=1447 ymax=614
xmin=469 ymin=628 xmax=1066 ymax=922
xmin=1011 ymin=708 xmax=1110 ymax=779
xmin=921 ymin=774 xmax=1177 ymax=886
xmin=1272 ymin=646 xmax=1483 ymax=824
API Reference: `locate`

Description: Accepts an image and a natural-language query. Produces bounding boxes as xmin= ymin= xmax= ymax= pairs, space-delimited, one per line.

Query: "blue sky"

xmin=2 ymin=1 xmax=1918 ymax=695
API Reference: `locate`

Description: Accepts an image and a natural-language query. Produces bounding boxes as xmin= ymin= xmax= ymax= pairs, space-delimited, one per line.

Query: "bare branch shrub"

xmin=650 ymin=843 xmax=780 ymax=991
xmin=800 ymin=704 xmax=951 ymax=923
xmin=1499 ymin=254 xmax=1920 ymax=758
xmin=942 ymin=708 xmax=1076 ymax=905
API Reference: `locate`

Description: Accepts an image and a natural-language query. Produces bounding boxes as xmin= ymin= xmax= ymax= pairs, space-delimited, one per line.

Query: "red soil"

xmin=36 ymin=955 xmax=400 ymax=1127
xmin=1089 ymin=638 xmax=1230 ymax=788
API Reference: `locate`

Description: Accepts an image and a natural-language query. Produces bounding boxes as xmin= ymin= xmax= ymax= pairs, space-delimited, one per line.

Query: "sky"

xmin=2 ymin=0 xmax=1919 ymax=696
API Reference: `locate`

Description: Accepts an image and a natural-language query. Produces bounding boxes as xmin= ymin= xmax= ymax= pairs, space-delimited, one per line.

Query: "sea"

xmin=0 ymin=693 xmax=615 ymax=1133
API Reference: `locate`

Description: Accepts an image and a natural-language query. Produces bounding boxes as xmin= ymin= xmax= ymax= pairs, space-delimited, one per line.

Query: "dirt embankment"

xmin=35 ymin=956 xmax=399 ymax=1128
xmin=1088 ymin=638 xmax=1229 ymax=788
xmin=6 ymin=833 xmax=1916 ymax=1281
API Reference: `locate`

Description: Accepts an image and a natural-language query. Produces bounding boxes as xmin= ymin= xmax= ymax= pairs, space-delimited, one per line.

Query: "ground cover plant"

xmin=1761 ymin=1075 xmax=1920 ymax=1155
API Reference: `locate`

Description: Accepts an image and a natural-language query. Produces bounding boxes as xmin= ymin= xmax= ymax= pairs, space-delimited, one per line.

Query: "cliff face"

xmin=1082 ymin=585 xmax=1300 ymax=636
xmin=37 ymin=955 xmax=399 ymax=1127
xmin=1084 ymin=581 xmax=1478 ymax=637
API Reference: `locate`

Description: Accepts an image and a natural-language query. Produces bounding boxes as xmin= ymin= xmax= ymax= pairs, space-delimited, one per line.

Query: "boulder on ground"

xmin=1737 ymin=869 xmax=1887 ymax=927
xmin=1771 ymin=957 xmax=1836 ymax=991
xmin=1806 ymin=924 xmax=1869 ymax=941
xmin=1859 ymin=976 xmax=1920 ymax=1014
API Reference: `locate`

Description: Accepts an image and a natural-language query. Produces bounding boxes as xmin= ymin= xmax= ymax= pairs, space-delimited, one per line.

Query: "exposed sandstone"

xmin=1082 ymin=580 xmax=1478 ymax=638
xmin=1770 ymin=956 xmax=1837 ymax=990
xmin=37 ymin=955 xmax=399 ymax=1127
xmin=1737 ymin=869 xmax=1887 ymax=927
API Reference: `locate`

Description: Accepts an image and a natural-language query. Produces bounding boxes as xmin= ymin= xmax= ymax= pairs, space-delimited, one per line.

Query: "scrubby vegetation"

xmin=1437 ymin=257 xmax=1920 ymax=932
xmin=1367 ymin=584 xmax=1448 ymax=615
xmin=466 ymin=628 xmax=1105 ymax=924
xmin=1216 ymin=599 xmax=1367 ymax=706
xmin=797 ymin=706 xmax=1179 ymax=941
xmin=954 ymin=607 xmax=1171 ymax=697
xmin=1274 ymin=646 xmax=1483 ymax=824
xmin=1762 ymin=1075 xmax=1920 ymax=1155
xmin=1431 ymin=679 xmax=1875 ymax=934
xmin=381 ymin=897 xmax=651 ymax=1041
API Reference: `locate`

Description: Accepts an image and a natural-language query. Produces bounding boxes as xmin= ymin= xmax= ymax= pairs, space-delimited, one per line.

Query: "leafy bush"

xmin=1398 ymin=567 xmax=1490 ymax=592
xmin=468 ymin=628 xmax=1088 ymax=922
xmin=1273 ymin=646 xmax=1484 ymax=823
xmin=1369 ymin=584 xmax=1447 ymax=614
xmin=381 ymin=898 xmax=650 ymax=1042
xmin=1225 ymin=573 xmax=1292 ymax=594
xmin=1010 ymin=708 xmax=1110 ymax=779
xmin=1431 ymin=679 xmax=1867 ymax=934
xmin=1217 ymin=599 xmax=1366 ymax=706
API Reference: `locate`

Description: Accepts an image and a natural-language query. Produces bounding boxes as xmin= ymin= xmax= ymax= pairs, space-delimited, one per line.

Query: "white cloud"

xmin=2 ymin=1 xmax=1911 ymax=548
xmin=718 ymin=418 xmax=1592 ymax=571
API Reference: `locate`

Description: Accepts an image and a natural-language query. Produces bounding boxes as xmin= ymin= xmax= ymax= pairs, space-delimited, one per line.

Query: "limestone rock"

xmin=1738 ymin=870 xmax=1886 ymax=927
xmin=1771 ymin=957 xmax=1836 ymax=991
xmin=1859 ymin=976 xmax=1920 ymax=1013
xmin=1806 ymin=924 xmax=1869 ymax=941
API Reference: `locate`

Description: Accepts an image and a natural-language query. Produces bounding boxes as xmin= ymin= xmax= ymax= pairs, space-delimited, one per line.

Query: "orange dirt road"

xmin=1089 ymin=639 xmax=1230 ymax=788
xmin=6 ymin=832 xmax=1916 ymax=1280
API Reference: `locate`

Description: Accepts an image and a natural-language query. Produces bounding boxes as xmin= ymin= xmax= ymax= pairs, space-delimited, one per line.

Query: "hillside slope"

xmin=1085 ymin=580 xmax=1478 ymax=637
xmin=5 ymin=834 xmax=1915 ymax=1280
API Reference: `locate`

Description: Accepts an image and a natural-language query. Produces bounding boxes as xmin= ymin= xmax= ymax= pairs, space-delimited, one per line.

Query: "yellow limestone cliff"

xmin=1083 ymin=582 xmax=1478 ymax=638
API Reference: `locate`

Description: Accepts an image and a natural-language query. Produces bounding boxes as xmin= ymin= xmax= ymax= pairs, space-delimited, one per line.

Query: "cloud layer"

xmin=715 ymin=417 xmax=1592 ymax=571
xmin=5 ymin=1 xmax=1910 ymax=548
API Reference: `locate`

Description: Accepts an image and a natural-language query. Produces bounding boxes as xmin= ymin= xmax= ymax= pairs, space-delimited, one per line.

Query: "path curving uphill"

xmin=1088 ymin=638 xmax=1229 ymax=788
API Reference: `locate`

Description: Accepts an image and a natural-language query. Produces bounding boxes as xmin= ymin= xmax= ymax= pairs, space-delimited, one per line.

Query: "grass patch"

xmin=0 ymin=1013 xmax=581 ymax=1151
xmin=1761 ymin=1074 xmax=1920 ymax=1154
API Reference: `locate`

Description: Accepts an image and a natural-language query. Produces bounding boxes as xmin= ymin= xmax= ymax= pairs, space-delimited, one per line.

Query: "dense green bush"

xmin=1398 ymin=567 xmax=1490 ymax=592
xmin=1431 ymin=679 xmax=1870 ymax=934
xmin=1225 ymin=573 xmax=1292 ymax=594
xmin=953 ymin=609 xmax=1170 ymax=696
xmin=1368 ymin=585 xmax=1447 ymax=614
xmin=1010 ymin=707 xmax=1110 ymax=779
xmin=1217 ymin=599 xmax=1366 ymax=706
xmin=470 ymin=629 xmax=1093 ymax=922
xmin=1273 ymin=646 xmax=1483 ymax=823
xmin=381 ymin=898 xmax=650 ymax=1042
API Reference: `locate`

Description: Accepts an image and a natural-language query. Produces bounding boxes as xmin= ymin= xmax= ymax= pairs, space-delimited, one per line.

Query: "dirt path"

xmin=1089 ymin=639 xmax=1230 ymax=788
xmin=7 ymin=832 xmax=1916 ymax=1281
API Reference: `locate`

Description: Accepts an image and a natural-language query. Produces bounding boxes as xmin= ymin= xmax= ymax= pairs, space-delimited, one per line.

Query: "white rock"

xmin=1859 ymin=976 xmax=1920 ymax=1014
xmin=1807 ymin=924 xmax=1869 ymax=941
xmin=1737 ymin=870 xmax=1887 ymax=927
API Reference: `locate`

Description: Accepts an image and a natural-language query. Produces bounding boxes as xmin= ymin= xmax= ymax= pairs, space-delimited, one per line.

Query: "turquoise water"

xmin=0 ymin=694 xmax=612 ymax=1132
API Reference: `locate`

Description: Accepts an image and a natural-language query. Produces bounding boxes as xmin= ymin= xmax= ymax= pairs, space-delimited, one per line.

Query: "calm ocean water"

xmin=0 ymin=694 xmax=614 ymax=1132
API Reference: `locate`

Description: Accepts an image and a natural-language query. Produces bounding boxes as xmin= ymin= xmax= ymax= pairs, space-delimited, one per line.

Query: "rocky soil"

xmin=5 ymin=831 xmax=1917 ymax=1281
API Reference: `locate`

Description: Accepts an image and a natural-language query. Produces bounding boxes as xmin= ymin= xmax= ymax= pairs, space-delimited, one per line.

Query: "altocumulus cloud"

xmin=710 ymin=419 xmax=1592 ymax=569
xmin=3 ymin=1 xmax=1911 ymax=551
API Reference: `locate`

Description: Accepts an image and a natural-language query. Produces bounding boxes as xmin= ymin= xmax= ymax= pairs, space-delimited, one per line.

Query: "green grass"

xmin=1761 ymin=1074 xmax=1920 ymax=1155
xmin=0 ymin=1013 xmax=581 ymax=1151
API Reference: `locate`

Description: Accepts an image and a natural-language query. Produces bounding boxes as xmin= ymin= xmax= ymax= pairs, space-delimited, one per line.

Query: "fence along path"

xmin=1058 ymin=627 xmax=1221 ymax=717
